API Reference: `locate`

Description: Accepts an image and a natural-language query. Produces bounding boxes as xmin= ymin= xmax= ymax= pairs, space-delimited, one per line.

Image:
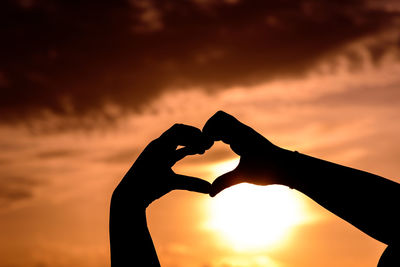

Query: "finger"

xmin=159 ymin=123 xmax=214 ymax=152
xmin=202 ymin=111 xmax=260 ymax=155
xmin=210 ymin=169 xmax=243 ymax=197
xmin=172 ymin=146 xmax=198 ymax=164
xmin=202 ymin=111 xmax=248 ymax=142
xmin=172 ymin=174 xmax=211 ymax=194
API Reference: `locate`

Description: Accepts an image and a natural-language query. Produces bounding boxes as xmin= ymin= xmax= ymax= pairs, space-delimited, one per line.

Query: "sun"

xmin=206 ymin=160 xmax=305 ymax=251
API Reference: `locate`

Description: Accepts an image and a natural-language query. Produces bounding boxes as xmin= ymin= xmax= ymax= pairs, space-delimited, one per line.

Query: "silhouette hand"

xmin=113 ymin=124 xmax=213 ymax=208
xmin=203 ymin=111 xmax=293 ymax=197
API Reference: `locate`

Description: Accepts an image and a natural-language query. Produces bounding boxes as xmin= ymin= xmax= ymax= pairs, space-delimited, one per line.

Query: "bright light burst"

xmin=207 ymin=160 xmax=306 ymax=251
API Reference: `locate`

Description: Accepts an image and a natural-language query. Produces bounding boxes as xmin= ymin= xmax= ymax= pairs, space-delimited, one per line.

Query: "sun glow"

xmin=207 ymin=160 xmax=306 ymax=251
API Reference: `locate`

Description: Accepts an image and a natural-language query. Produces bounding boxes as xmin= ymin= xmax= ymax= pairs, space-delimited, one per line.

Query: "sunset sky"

xmin=1 ymin=0 xmax=400 ymax=266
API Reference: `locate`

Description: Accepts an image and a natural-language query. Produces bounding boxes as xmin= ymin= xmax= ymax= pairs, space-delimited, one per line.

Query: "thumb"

xmin=172 ymin=174 xmax=211 ymax=194
xmin=210 ymin=169 xmax=244 ymax=197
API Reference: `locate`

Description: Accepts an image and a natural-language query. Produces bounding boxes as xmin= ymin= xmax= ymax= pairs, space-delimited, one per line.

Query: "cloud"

xmin=0 ymin=176 xmax=41 ymax=207
xmin=0 ymin=58 xmax=399 ymax=266
xmin=35 ymin=149 xmax=83 ymax=159
xmin=1 ymin=0 xmax=399 ymax=120
xmin=97 ymin=147 xmax=140 ymax=164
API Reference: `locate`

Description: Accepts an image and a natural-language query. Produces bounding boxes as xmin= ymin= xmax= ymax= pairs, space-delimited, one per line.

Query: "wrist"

xmin=269 ymin=147 xmax=300 ymax=189
xmin=279 ymin=148 xmax=309 ymax=190
xmin=111 ymin=183 xmax=147 ymax=212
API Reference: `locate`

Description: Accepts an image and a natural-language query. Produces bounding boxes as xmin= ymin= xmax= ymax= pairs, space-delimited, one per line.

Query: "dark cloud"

xmin=35 ymin=148 xmax=82 ymax=159
xmin=0 ymin=176 xmax=41 ymax=206
xmin=99 ymin=147 xmax=140 ymax=164
xmin=1 ymin=0 xmax=399 ymax=120
xmin=314 ymin=81 xmax=400 ymax=107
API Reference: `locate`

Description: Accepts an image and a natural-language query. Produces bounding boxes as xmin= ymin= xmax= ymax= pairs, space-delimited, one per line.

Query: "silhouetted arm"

xmin=287 ymin=151 xmax=400 ymax=266
xmin=110 ymin=191 xmax=159 ymax=266
xmin=110 ymin=124 xmax=212 ymax=266
xmin=205 ymin=111 xmax=400 ymax=266
xmin=285 ymin=151 xmax=400 ymax=246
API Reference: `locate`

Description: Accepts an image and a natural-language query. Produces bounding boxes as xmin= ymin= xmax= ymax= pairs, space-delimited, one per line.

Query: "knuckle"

xmin=173 ymin=123 xmax=183 ymax=128
xmin=170 ymin=123 xmax=182 ymax=131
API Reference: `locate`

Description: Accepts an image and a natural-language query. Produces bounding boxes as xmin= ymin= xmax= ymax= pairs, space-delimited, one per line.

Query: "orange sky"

xmin=1 ymin=56 xmax=400 ymax=266
xmin=1 ymin=1 xmax=400 ymax=266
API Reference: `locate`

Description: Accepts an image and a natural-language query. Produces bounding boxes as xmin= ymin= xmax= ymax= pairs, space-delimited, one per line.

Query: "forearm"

xmin=109 ymin=191 xmax=160 ymax=267
xmin=280 ymin=149 xmax=400 ymax=245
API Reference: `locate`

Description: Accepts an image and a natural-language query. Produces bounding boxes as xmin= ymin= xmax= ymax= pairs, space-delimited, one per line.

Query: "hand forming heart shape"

xmin=112 ymin=110 xmax=295 ymax=209
xmin=110 ymin=110 xmax=400 ymax=267
xmin=202 ymin=111 xmax=295 ymax=197
xmin=109 ymin=110 xmax=297 ymax=266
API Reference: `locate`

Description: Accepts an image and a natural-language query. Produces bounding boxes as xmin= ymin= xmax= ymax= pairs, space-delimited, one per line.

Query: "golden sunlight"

xmin=206 ymin=160 xmax=306 ymax=251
